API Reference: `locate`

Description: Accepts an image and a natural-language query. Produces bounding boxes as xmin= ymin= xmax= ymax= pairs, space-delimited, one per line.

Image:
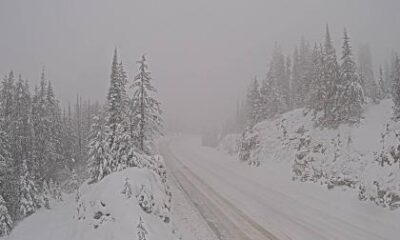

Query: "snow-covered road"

xmin=160 ymin=135 xmax=400 ymax=240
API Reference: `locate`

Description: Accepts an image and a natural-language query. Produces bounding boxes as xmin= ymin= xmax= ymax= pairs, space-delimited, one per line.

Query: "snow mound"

xmin=7 ymin=163 xmax=177 ymax=240
xmin=235 ymin=99 xmax=400 ymax=209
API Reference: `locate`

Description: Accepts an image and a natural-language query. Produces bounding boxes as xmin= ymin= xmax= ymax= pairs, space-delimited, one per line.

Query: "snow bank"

xmin=7 ymin=161 xmax=178 ymax=240
xmin=235 ymin=99 xmax=400 ymax=209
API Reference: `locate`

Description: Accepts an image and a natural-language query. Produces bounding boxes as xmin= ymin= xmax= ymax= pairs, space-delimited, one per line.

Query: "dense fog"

xmin=1 ymin=0 xmax=400 ymax=131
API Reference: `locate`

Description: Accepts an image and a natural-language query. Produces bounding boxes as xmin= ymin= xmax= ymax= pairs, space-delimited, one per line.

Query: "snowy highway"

xmin=160 ymin=135 xmax=400 ymax=240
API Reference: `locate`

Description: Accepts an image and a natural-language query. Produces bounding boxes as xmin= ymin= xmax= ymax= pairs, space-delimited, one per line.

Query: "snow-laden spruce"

xmin=88 ymin=51 xmax=163 ymax=183
xmin=131 ymin=55 xmax=163 ymax=153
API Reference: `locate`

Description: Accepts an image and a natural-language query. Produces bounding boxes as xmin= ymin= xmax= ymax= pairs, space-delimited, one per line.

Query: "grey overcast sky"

xmin=1 ymin=0 xmax=400 ymax=130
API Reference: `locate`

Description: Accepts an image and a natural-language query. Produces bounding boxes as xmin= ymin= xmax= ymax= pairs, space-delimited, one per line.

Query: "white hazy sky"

xmin=1 ymin=0 xmax=400 ymax=131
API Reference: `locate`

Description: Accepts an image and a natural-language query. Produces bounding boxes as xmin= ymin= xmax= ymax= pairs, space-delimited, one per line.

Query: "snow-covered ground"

xmin=8 ymin=98 xmax=400 ymax=240
xmin=163 ymin=135 xmax=400 ymax=240
xmin=225 ymin=100 xmax=400 ymax=209
xmin=6 ymin=167 xmax=180 ymax=240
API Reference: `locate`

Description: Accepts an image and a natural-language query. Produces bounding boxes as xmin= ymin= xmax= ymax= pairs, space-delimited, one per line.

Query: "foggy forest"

xmin=1 ymin=0 xmax=400 ymax=239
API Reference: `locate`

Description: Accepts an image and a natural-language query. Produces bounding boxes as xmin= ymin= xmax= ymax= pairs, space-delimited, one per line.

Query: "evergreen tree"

xmin=88 ymin=115 xmax=111 ymax=182
xmin=358 ymin=44 xmax=378 ymax=101
xmin=291 ymin=47 xmax=302 ymax=108
xmin=285 ymin=55 xmax=293 ymax=109
xmin=336 ymin=29 xmax=364 ymax=123
xmin=61 ymin=103 xmax=77 ymax=170
xmin=0 ymin=195 xmax=12 ymax=236
xmin=384 ymin=59 xmax=392 ymax=93
xmin=269 ymin=45 xmax=290 ymax=112
xmin=137 ymin=216 xmax=148 ymax=240
xmin=105 ymin=50 xmax=131 ymax=170
xmin=321 ymin=25 xmax=340 ymax=124
xmin=377 ymin=65 xmax=386 ymax=99
xmin=131 ymin=55 xmax=162 ymax=153
xmin=259 ymin=73 xmax=281 ymax=119
xmin=106 ymin=49 xmax=125 ymax=147
xmin=292 ymin=38 xmax=312 ymax=109
xmin=298 ymin=37 xmax=313 ymax=106
xmin=391 ymin=54 xmax=400 ymax=119
xmin=31 ymin=69 xmax=50 ymax=181
xmin=18 ymin=160 xmax=39 ymax=218
xmin=5 ymin=75 xmax=32 ymax=219
xmin=0 ymin=71 xmax=15 ymax=129
xmin=0 ymin=129 xmax=15 ymax=220
xmin=113 ymin=116 xmax=137 ymax=170
xmin=46 ymin=81 xmax=64 ymax=180
xmin=112 ymin=62 xmax=135 ymax=170
xmin=245 ymin=77 xmax=262 ymax=125
xmin=121 ymin=177 xmax=132 ymax=199
xmin=307 ymin=44 xmax=326 ymax=114
xmin=258 ymin=48 xmax=288 ymax=118
xmin=11 ymin=75 xmax=32 ymax=172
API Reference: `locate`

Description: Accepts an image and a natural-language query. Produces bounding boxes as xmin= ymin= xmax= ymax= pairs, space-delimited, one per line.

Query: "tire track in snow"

xmin=160 ymin=141 xmax=280 ymax=240
xmin=184 ymin=142 xmax=388 ymax=240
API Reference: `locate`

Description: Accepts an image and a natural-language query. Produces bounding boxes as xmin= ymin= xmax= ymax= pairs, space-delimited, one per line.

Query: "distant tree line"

xmin=0 ymin=68 xmax=99 ymax=235
xmin=227 ymin=25 xmax=400 ymax=136
xmin=231 ymin=26 xmax=400 ymax=162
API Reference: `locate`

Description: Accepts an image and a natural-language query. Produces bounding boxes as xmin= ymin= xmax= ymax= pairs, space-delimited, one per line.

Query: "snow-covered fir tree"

xmin=0 ymin=129 xmax=15 ymax=218
xmin=377 ymin=65 xmax=386 ymax=99
xmin=45 ymin=81 xmax=64 ymax=180
xmin=41 ymin=180 xmax=50 ymax=209
xmin=121 ymin=177 xmax=132 ymax=199
xmin=18 ymin=160 xmax=39 ymax=219
xmin=258 ymin=52 xmax=288 ymax=119
xmin=106 ymin=49 xmax=127 ymax=147
xmin=336 ymin=29 xmax=364 ymax=123
xmin=291 ymin=46 xmax=302 ymax=108
xmin=259 ymin=75 xmax=279 ymax=120
xmin=0 ymin=195 xmax=12 ymax=237
xmin=131 ymin=55 xmax=162 ymax=153
xmin=307 ymin=44 xmax=326 ymax=114
xmin=358 ymin=44 xmax=378 ymax=101
xmin=31 ymin=69 xmax=51 ymax=181
xmin=61 ymin=103 xmax=78 ymax=170
xmin=112 ymin=61 xmax=137 ymax=170
xmin=391 ymin=54 xmax=400 ymax=119
xmin=0 ymin=71 xmax=15 ymax=129
xmin=113 ymin=115 xmax=138 ymax=170
xmin=320 ymin=25 xmax=341 ymax=125
xmin=11 ymin=75 xmax=32 ymax=174
xmin=88 ymin=114 xmax=111 ymax=182
xmin=245 ymin=77 xmax=262 ymax=126
xmin=269 ymin=45 xmax=290 ymax=112
xmin=137 ymin=216 xmax=148 ymax=240
xmin=105 ymin=50 xmax=132 ymax=171
xmin=292 ymin=38 xmax=313 ymax=109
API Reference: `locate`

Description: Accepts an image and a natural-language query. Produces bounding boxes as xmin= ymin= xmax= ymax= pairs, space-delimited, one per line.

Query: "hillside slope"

xmin=223 ymin=99 xmax=400 ymax=209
